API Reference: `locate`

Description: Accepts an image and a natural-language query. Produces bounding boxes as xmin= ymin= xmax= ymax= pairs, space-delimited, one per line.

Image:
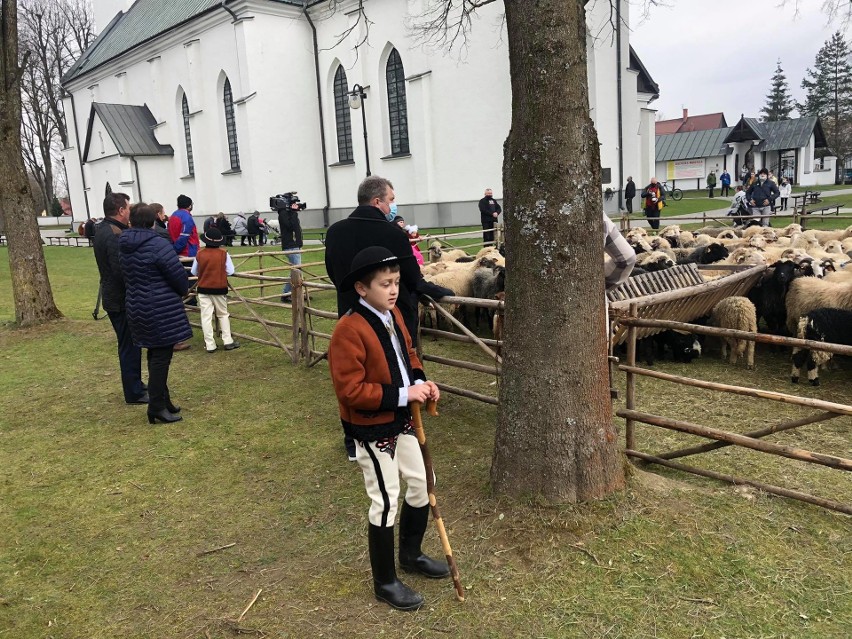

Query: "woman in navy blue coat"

xmin=119 ymin=204 xmax=192 ymax=424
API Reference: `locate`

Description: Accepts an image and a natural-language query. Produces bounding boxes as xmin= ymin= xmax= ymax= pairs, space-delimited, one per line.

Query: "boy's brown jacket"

xmin=328 ymin=304 xmax=426 ymax=442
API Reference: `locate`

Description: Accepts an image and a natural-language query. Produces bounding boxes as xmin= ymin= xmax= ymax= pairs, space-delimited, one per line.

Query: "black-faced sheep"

xmin=709 ymin=297 xmax=757 ymax=369
xmin=673 ymin=242 xmax=729 ymax=265
xmin=747 ymin=260 xmax=798 ymax=335
xmin=654 ymin=330 xmax=702 ymax=362
xmin=784 ymin=269 xmax=852 ymax=334
xmin=471 ymin=265 xmax=506 ymax=327
xmin=791 ymin=308 xmax=852 ymax=385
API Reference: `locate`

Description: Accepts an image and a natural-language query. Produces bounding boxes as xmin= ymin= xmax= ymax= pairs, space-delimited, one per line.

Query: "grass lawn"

xmin=0 ymin=248 xmax=850 ymax=638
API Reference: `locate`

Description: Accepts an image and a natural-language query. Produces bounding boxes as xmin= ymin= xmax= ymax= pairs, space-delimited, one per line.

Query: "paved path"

xmin=614 ymin=188 xmax=852 ymax=229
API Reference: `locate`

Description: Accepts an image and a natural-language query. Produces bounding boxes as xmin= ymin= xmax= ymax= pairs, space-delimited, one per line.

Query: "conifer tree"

xmin=760 ymin=60 xmax=795 ymax=121
xmin=801 ymin=31 xmax=852 ymax=179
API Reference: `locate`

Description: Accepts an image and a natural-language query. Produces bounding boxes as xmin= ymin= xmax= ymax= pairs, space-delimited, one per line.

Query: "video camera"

xmin=270 ymin=192 xmax=307 ymax=211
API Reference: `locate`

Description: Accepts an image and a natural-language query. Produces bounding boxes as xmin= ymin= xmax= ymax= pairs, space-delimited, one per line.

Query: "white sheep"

xmin=429 ymin=241 xmax=471 ymax=263
xmin=784 ymin=269 xmax=852 ymax=334
xmin=709 ymin=297 xmax=757 ymax=369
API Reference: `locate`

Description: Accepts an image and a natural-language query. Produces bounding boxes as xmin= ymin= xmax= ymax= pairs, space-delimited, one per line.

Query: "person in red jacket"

xmin=328 ymin=247 xmax=448 ymax=612
xmin=168 ymin=194 xmax=200 ymax=257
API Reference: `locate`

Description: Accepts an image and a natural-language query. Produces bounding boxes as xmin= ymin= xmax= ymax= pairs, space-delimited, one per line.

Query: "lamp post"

xmin=348 ymin=83 xmax=371 ymax=177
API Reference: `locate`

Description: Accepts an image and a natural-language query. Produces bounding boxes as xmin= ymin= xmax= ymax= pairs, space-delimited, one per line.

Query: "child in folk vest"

xmin=190 ymin=228 xmax=240 ymax=353
xmin=328 ymin=246 xmax=448 ymax=611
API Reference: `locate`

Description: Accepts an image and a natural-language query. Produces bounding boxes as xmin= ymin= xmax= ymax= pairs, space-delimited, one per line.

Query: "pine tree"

xmin=760 ymin=60 xmax=795 ymax=121
xmin=800 ymin=31 xmax=852 ymax=177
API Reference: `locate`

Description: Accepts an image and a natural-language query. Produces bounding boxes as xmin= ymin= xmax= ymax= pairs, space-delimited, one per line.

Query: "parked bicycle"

xmin=660 ymin=181 xmax=684 ymax=201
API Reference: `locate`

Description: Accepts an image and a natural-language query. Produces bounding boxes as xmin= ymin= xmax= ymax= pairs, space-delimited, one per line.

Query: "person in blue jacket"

xmin=719 ymin=169 xmax=731 ymax=197
xmin=119 ymin=203 xmax=193 ymax=424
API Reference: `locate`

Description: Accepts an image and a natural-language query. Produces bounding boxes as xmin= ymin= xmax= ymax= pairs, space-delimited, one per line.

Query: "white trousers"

xmin=356 ymin=432 xmax=429 ymax=527
xmin=198 ymin=293 xmax=233 ymax=351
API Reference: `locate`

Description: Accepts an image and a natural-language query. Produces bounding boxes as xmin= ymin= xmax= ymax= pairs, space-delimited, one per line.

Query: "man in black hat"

xmin=325 ymin=175 xmax=453 ymax=460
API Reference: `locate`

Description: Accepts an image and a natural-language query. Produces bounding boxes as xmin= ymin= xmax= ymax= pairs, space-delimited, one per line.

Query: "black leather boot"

xmin=399 ymin=502 xmax=450 ymax=578
xmin=368 ymin=524 xmax=424 ymax=611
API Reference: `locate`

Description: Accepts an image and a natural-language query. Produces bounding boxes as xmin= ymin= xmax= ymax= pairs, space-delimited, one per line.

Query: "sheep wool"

xmin=784 ymin=272 xmax=852 ymax=334
xmin=709 ymin=296 xmax=757 ymax=369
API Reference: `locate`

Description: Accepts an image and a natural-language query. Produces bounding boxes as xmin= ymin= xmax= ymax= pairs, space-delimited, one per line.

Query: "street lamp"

xmin=348 ymin=83 xmax=371 ymax=177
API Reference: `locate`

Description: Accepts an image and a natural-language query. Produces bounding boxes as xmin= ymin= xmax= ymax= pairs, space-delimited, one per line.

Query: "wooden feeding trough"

xmin=608 ymin=263 xmax=767 ymax=344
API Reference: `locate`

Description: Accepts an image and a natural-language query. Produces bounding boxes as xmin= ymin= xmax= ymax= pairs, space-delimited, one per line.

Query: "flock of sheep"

xmin=621 ymin=223 xmax=852 ymax=383
xmin=417 ymin=221 xmax=852 ymax=386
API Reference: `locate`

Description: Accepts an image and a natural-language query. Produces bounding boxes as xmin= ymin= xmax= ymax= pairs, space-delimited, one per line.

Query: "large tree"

xmin=0 ymin=0 xmax=63 ymax=324
xmin=490 ymin=0 xmax=623 ymax=501
xmin=760 ymin=59 xmax=795 ymax=122
xmin=800 ymin=31 xmax=852 ymax=179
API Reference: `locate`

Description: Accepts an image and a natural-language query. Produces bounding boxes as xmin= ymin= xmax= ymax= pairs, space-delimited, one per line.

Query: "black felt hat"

xmin=202 ymin=228 xmax=224 ymax=247
xmin=340 ymin=246 xmax=405 ymax=290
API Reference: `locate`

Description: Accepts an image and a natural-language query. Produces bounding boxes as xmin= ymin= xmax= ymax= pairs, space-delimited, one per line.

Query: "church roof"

xmin=629 ymin=46 xmax=659 ymax=102
xmin=63 ymin=0 xmax=322 ymax=84
xmin=83 ymin=103 xmax=174 ymax=160
xmin=655 ymin=127 xmax=733 ymax=162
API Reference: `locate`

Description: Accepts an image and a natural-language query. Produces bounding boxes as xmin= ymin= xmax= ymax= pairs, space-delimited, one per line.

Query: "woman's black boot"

xmin=147 ymin=409 xmax=183 ymax=424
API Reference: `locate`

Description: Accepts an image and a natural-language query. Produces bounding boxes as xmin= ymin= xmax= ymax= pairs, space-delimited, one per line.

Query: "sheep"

xmin=799 ymin=225 xmax=852 ymax=244
xmin=673 ymin=242 xmax=729 ymax=265
xmin=824 ymin=240 xmax=844 ymax=254
xmin=709 ymin=297 xmax=757 ymax=369
xmin=692 ymin=233 xmax=715 ymax=246
xmin=784 ymin=272 xmax=852 ymax=334
xmin=747 ymin=260 xmax=798 ymax=334
xmin=654 ymin=330 xmax=702 ymax=363
xmin=659 ymin=225 xmax=694 ymax=248
xmin=742 ymin=226 xmax=778 ymax=243
xmin=423 ymin=256 xmax=500 ymax=328
xmin=717 ymin=228 xmax=743 ymax=240
xmin=791 ymin=308 xmax=852 ymax=386
xmin=777 ymin=223 xmax=803 ymax=238
xmin=692 ymin=226 xmax=731 ymax=238
xmin=649 ymin=236 xmax=672 ymax=251
xmin=636 ymin=250 xmax=675 ymax=272
xmin=625 ymin=227 xmax=648 ymax=241
xmin=627 ymin=235 xmax=653 ymax=255
xmin=471 ymin=265 xmax=506 ymax=328
xmin=429 ymin=241 xmax=470 ymax=263
xmin=841 ymin=237 xmax=852 ymax=257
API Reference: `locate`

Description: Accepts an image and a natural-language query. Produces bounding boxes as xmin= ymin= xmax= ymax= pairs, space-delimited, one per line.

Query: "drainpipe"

xmin=220 ymin=0 xmax=238 ymax=22
xmin=131 ymin=156 xmax=142 ymax=201
xmin=615 ymin=0 xmax=624 ymax=212
xmin=304 ymin=0 xmax=331 ymax=227
xmin=67 ymin=90 xmax=91 ymax=220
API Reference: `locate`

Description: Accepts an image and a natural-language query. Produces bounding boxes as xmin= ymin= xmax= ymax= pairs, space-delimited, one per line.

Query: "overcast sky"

xmin=629 ymin=0 xmax=845 ymax=123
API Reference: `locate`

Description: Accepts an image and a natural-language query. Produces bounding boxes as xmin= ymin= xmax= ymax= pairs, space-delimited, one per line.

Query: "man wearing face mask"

xmin=325 ymin=176 xmax=454 ymax=460
xmin=746 ymin=168 xmax=780 ymax=227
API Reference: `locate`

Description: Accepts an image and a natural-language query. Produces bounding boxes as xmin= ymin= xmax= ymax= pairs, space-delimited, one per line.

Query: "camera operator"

xmin=273 ymin=193 xmax=305 ymax=303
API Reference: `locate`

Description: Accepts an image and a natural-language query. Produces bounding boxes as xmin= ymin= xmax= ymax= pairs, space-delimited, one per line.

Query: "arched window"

xmin=182 ymin=94 xmax=195 ymax=177
xmin=105 ymin=182 xmax=112 ymax=196
xmin=333 ymin=65 xmax=353 ymax=162
xmin=385 ymin=48 xmax=409 ymax=155
xmin=223 ymin=77 xmax=240 ymax=171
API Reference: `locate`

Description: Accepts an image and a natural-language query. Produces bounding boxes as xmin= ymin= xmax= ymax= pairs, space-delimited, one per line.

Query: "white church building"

xmin=62 ymin=0 xmax=659 ymax=227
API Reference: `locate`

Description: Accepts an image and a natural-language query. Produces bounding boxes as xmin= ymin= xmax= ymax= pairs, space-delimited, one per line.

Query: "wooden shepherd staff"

xmin=410 ymin=400 xmax=465 ymax=602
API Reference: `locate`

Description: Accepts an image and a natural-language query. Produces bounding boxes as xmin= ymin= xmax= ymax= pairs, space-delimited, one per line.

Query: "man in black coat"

xmin=278 ymin=201 xmax=304 ymax=302
xmin=325 ymin=175 xmax=453 ymax=459
xmin=478 ymin=188 xmax=502 ymax=245
xmin=93 ymin=192 xmax=147 ymax=405
xmin=624 ymin=176 xmax=636 ymax=214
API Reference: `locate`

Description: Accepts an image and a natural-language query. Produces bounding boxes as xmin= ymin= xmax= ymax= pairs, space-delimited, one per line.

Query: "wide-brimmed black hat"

xmin=341 ymin=246 xmax=406 ymax=290
xmin=202 ymin=228 xmax=224 ymax=247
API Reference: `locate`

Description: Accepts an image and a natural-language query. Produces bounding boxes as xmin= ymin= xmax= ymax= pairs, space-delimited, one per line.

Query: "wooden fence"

xmin=616 ymin=311 xmax=852 ymax=515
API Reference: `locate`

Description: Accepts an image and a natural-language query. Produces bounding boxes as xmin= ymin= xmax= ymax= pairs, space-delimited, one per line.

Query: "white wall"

xmin=65 ymin=0 xmax=652 ymax=227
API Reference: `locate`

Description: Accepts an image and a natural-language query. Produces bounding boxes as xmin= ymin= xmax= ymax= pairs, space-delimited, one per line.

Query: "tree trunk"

xmin=491 ymin=0 xmax=624 ymax=502
xmin=1 ymin=0 xmax=63 ymax=325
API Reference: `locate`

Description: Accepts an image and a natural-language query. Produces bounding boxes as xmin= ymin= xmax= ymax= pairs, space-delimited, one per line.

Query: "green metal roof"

xmin=63 ymin=0 xmax=321 ymax=84
xmin=655 ymin=127 xmax=733 ymax=162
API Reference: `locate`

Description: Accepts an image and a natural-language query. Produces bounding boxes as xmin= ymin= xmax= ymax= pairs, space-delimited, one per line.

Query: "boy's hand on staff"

xmin=408 ymin=384 xmax=432 ymax=404
xmin=423 ymin=381 xmax=440 ymax=402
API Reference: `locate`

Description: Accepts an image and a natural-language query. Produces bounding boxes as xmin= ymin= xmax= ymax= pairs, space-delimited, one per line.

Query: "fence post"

xmin=259 ymin=255 xmax=266 ymax=301
xmin=290 ymin=270 xmax=303 ymax=365
xmin=494 ymin=223 xmax=503 ymax=249
xmin=625 ymin=303 xmax=638 ymax=453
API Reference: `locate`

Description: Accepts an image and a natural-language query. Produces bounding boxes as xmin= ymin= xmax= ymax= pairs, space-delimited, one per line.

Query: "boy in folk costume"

xmin=328 ymin=247 xmax=448 ymax=611
xmin=190 ymin=228 xmax=241 ymax=354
